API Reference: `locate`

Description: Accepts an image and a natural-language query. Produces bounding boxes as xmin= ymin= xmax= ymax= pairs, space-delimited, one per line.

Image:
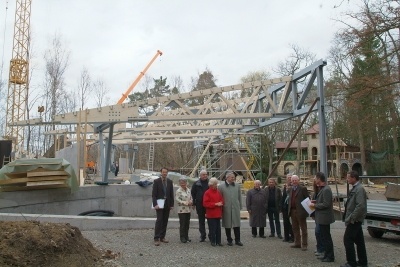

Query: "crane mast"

xmin=5 ymin=0 xmax=32 ymax=156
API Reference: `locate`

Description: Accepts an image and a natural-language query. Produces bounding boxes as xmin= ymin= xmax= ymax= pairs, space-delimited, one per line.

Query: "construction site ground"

xmin=1 ymin=172 xmax=393 ymax=267
xmin=1 ymin=219 xmax=399 ymax=267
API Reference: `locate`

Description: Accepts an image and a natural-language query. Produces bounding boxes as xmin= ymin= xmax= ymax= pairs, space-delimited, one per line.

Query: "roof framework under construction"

xmin=14 ymin=60 xmax=328 ymax=182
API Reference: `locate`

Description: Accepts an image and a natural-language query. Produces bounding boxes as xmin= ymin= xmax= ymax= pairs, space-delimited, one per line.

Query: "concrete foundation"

xmin=0 ymin=184 xmax=185 ymax=218
xmin=0 ymin=183 xmax=347 ymax=231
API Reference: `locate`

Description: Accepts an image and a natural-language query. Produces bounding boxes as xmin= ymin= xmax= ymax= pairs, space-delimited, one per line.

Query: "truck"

xmin=365 ymin=200 xmax=400 ymax=238
xmin=365 ymin=183 xmax=400 ymax=238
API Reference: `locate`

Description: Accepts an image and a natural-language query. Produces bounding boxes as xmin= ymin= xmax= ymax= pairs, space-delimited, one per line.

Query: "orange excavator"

xmin=117 ymin=50 xmax=163 ymax=104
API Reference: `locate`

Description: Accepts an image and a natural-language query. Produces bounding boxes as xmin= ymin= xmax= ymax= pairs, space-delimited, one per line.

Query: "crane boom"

xmin=117 ymin=50 xmax=162 ymax=104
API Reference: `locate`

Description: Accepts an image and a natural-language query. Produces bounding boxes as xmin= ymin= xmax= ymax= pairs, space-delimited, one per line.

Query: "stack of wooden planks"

xmin=0 ymin=167 xmax=70 ymax=192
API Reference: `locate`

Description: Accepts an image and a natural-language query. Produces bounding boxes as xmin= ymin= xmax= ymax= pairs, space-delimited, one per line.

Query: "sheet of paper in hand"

xmin=301 ymin=197 xmax=314 ymax=215
xmin=152 ymin=199 xmax=165 ymax=209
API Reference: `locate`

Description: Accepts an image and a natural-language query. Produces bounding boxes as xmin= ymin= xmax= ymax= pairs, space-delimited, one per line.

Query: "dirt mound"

xmin=0 ymin=221 xmax=104 ymax=267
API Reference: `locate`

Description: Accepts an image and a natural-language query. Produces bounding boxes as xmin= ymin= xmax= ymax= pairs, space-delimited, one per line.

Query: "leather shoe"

xmin=252 ymin=235 xmax=257 ymax=238
xmin=180 ymin=238 xmax=187 ymax=243
xmin=235 ymin=241 xmax=243 ymax=246
xmin=154 ymin=240 xmax=160 ymax=246
xmin=211 ymin=242 xmax=216 ymax=246
xmin=260 ymin=235 xmax=266 ymax=238
xmin=321 ymin=258 xmax=334 ymax=262
xmin=217 ymin=243 xmax=223 ymax=246
xmin=227 ymin=242 xmax=233 ymax=246
xmin=290 ymin=245 xmax=301 ymax=248
xmin=160 ymin=238 xmax=169 ymax=243
xmin=357 ymin=261 xmax=368 ymax=267
xmin=269 ymin=234 xmax=275 ymax=237
xmin=200 ymin=238 xmax=206 ymax=242
xmin=277 ymin=234 xmax=283 ymax=239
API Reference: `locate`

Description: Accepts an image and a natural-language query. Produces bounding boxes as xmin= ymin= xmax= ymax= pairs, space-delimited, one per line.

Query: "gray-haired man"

xmin=191 ymin=169 xmax=209 ymax=242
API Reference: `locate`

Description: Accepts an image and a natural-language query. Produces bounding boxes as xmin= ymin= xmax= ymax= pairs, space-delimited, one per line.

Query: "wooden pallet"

xmin=0 ymin=167 xmax=69 ymax=192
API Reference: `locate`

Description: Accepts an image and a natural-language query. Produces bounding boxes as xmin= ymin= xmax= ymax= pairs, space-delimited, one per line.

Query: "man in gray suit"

xmin=340 ymin=171 xmax=368 ymax=267
xmin=310 ymin=172 xmax=335 ymax=263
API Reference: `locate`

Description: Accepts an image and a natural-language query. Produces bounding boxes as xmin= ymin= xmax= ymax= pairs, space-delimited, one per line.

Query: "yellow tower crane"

xmin=5 ymin=0 xmax=32 ymax=157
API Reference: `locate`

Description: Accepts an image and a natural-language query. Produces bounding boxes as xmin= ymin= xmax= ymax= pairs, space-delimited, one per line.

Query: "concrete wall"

xmin=56 ymin=142 xmax=83 ymax=175
xmin=0 ymin=184 xmax=189 ymax=218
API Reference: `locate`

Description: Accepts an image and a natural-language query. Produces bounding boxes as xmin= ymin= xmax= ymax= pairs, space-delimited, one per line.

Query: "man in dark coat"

xmin=265 ymin=178 xmax=282 ymax=238
xmin=114 ymin=162 xmax=119 ymax=177
xmin=191 ymin=169 xmax=209 ymax=242
xmin=152 ymin=167 xmax=174 ymax=246
xmin=246 ymin=180 xmax=267 ymax=238
xmin=282 ymin=174 xmax=294 ymax=242
xmin=288 ymin=175 xmax=310 ymax=251
xmin=340 ymin=170 xmax=368 ymax=267
xmin=311 ymin=172 xmax=335 ymax=262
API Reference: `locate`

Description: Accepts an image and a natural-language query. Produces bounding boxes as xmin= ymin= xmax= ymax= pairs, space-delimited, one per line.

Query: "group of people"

xmin=152 ymin=169 xmax=243 ymax=247
xmin=151 ymin=167 xmax=368 ymax=267
xmin=289 ymin=171 xmax=367 ymax=267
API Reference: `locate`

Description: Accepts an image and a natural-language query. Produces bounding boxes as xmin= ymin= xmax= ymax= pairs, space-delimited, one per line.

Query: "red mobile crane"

xmin=117 ymin=50 xmax=163 ymax=104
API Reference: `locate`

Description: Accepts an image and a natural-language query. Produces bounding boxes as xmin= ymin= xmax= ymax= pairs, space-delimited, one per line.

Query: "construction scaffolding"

xmin=181 ymin=134 xmax=262 ymax=180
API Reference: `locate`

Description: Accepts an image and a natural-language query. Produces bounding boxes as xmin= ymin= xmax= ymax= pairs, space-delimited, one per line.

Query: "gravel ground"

xmin=83 ymin=225 xmax=400 ymax=267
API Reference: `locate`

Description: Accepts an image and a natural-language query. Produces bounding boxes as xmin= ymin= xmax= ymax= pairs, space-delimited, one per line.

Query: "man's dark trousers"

xmin=267 ymin=207 xmax=281 ymax=235
xmin=154 ymin=207 xmax=170 ymax=240
xmin=344 ymin=222 xmax=367 ymax=266
xmin=282 ymin=209 xmax=293 ymax=241
xmin=197 ymin=206 xmax=207 ymax=240
xmin=320 ymin=224 xmax=334 ymax=260
xmin=225 ymin=227 xmax=240 ymax=243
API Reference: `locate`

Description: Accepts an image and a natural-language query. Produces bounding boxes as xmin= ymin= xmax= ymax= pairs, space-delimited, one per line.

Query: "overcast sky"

xmin=0 ymin=0 xmax=358 ymax=106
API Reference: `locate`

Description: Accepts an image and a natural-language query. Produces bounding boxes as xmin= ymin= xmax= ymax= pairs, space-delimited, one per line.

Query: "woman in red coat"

xmin=203 ymin=177 xmax=224 ymax=246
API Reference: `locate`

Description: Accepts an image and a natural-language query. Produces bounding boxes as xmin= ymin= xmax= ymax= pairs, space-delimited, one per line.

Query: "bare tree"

xmin=93 ymin=79 xmax=108 ymax=108
xmin=273 ymin=44 xmax=316 ymax=76
xmin=60 ymin=90 xmax=78 ymax=114
xmin=239 ymin=70 xmax=271 ymax=97
xmin=77 ymin=67 xmax=92 ymax=110
xmin=272 ymin=44 xmax=317 ymax=176
xmin=42 ymin=33 xmax=70 ymax=154
xmin=25 ymin=87 xmax=42 ymax=153
xmin=170 ymin=75 xmax=185 ymax=93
